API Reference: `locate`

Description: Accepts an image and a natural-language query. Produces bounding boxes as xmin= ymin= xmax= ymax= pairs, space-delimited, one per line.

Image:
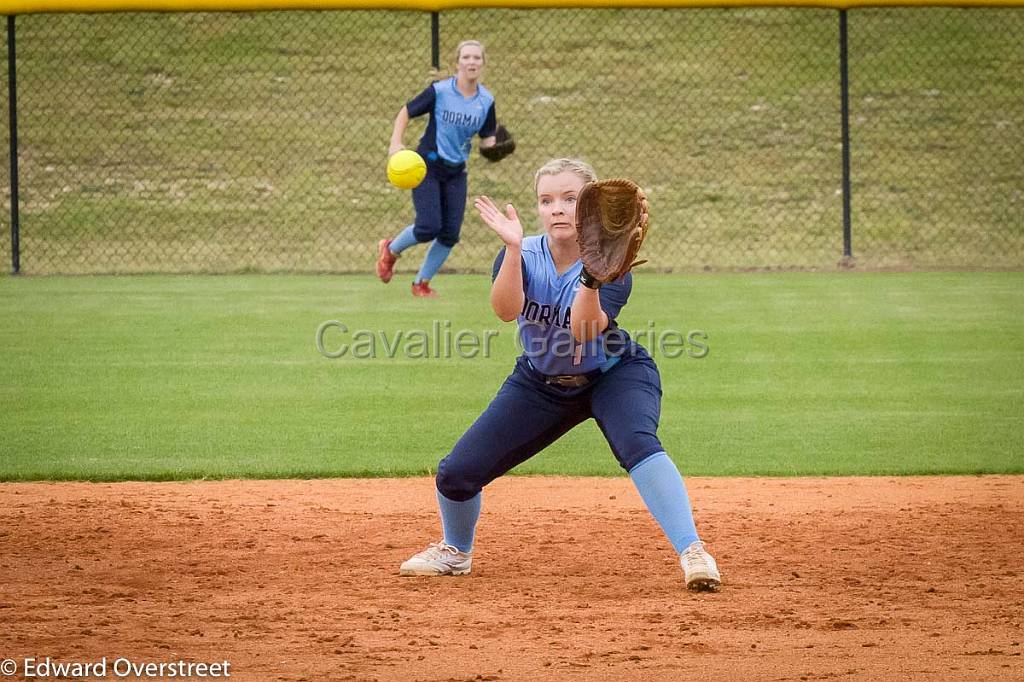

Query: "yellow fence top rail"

xmin=2 ymin=0 xmax=1023 ymax=14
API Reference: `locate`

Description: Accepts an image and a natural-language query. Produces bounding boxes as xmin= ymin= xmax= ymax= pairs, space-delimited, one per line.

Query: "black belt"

xmin=543 ymin=374 xmax=596 ymax=388
xmin=528 ymin=361 xmax=602 ymax=388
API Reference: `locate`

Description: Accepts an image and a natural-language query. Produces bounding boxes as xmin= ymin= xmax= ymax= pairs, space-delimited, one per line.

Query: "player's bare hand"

xmin=388 ymin=143 xmax=405 ymax=157
xmin=475 ymin=196 xmax=523 ymax=248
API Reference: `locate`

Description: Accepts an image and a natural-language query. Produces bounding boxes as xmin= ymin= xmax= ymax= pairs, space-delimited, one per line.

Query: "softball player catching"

xmin=399 ymin=158 xmax=722 ymax=591
xmin=376 ymin=40 xmax=511 ymax=298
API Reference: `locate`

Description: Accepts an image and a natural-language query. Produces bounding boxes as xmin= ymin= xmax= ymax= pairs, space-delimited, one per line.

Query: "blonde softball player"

xmin=376 ymin=40 xmax=512 ymax=298
xmin=399 ymin=158 xmax=721 ymax=591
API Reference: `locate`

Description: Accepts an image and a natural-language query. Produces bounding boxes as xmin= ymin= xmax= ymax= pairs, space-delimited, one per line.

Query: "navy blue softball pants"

xmin=436 ymin=350 xmax=665 ymax=502
xmin=411 ymin=159 xmax=467 ymax=248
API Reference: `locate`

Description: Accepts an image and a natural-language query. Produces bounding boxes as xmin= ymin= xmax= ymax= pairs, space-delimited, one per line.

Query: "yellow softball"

xmin=387 ymin=150 xmax=427 ymax=190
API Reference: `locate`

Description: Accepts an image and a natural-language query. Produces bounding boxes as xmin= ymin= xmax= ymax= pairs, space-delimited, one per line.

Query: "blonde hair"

xmin=534 ymin=158 xmax=598 ymax=194
xmin=454 ymin=40 xmax=486 ymax=65
xmin=426 ymin=40 xmax=485 ymax=83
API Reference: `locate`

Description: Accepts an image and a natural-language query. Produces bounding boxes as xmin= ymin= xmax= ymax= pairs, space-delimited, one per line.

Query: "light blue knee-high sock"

xmin=415 ymin=241 xmax=453 ymax=284
xmin=436 ymin=490 xmax=481 ymax=553
xmin=389 ymin=224 xmax=419 ymax=255
xmin=629 ymin=452 xmax=700 ymax=554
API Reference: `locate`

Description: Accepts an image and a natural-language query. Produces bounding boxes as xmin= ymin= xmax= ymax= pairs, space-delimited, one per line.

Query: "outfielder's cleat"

xmin=399 ymin=541 xmax=472 ymax=576
xmin=376 ymin=239 xmax=397 ymax=283
xmin=680 ymin=541 xmax=721 ymax=592
xmin=411 ymin=280 xmax=439 ymax=298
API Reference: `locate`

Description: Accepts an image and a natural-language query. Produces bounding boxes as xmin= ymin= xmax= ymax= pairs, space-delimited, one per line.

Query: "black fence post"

xmin=430 ymin=12 xmax=440 ymax=71
xmin=7 ymin=14 xmax=20 ymax=275
xmin=838 ymin=9 xmax=853 ymax=264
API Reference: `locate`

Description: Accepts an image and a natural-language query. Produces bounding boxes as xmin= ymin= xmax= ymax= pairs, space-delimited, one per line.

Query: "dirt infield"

xmin=1 ymin=476 xmax=1021 ymax=681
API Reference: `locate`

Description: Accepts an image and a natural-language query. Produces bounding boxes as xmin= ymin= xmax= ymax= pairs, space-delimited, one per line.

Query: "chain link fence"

xmin=0 ymin=7 xmax=1021 ymax=275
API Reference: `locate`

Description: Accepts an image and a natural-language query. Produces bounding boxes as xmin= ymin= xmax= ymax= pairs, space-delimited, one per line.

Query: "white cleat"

xmin=680 ymin=541 xmax=721 ymax=592
xmin=399 ymin=541 xmax=472 ymax=576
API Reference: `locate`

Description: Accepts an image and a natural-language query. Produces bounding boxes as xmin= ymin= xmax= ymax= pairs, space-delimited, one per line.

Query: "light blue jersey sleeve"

xmin=491 ymin=247 xmax=529 ymax=288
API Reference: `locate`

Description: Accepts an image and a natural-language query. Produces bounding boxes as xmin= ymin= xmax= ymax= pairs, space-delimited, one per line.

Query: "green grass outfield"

xmin=1 ymin=272 xmax=1021 ymax=481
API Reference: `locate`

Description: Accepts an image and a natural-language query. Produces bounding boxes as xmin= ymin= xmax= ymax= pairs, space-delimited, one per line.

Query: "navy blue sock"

xmin=629 ymin=452 xmax=700 ymax=554
xmin=436 ymin=489 xmax=481 ymax=553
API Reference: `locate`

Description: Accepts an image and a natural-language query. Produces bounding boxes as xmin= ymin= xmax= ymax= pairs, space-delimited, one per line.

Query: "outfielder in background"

xmin=376 ymin=39 xmax=514 ymax=298
xmin=399 ymin=158 xmax=722 ymax=591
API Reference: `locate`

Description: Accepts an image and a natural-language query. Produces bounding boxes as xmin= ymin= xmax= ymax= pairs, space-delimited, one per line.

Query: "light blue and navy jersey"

xmin=492 ymin=235 xmax=632 ymax=376
xmin=407 ymin=77 xmax=497 ymax=166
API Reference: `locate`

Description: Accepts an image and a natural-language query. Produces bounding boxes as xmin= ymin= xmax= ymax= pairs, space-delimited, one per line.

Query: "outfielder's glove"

xmin=575 ymin=179 xmax=650 ymax=288
xmin=479 ymin=124 xmax=515 ymax=162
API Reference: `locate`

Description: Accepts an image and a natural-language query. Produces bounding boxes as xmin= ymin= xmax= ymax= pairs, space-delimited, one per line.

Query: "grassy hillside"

xmin=0 ymin=7 xmax=1021 ymax=274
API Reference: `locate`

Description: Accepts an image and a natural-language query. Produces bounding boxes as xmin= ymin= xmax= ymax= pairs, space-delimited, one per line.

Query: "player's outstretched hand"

xmin=474 ymin=196 xmax=523 ymax=248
